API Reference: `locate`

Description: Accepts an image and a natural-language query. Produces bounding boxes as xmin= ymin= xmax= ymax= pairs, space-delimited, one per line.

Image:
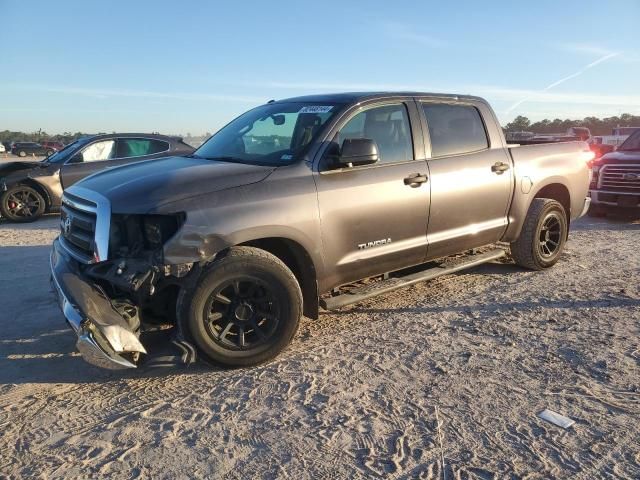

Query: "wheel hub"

xmin=234 ymin=302 xmax=253 ymax=322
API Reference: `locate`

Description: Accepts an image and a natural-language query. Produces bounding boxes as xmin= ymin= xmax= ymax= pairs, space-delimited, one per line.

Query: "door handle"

xmin=404 ymin=173 xmax=428 ymax=187
xmin=491 ymin=162 xmax=510 ymax=174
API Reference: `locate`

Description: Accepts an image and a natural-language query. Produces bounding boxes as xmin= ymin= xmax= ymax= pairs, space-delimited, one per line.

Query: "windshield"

xmin=618 ymin=131 xmax=640 ymax=151
xmin=44 ymin=138 xmax=89 ymax=163
xmin=193 ymin=102 xmax=342 ymax=165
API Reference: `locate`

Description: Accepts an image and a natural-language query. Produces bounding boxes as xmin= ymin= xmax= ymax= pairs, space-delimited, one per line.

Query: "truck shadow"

xmin=0 ymin=325 xmax=211 ymax=385
xmin=333 ymin=295 xmax=640 ymax=318
xmin=1 ymin=214 xmax=638 ymax=384
xmin=0 ymin=243 xmax=211 ymax=385
xmin=572 ymin=214 xmax=640 ymax=232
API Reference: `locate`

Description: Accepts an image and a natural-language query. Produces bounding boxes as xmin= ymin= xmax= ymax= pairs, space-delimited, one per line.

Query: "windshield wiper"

xmin=199 ymin=156 xmax=246 ymax=163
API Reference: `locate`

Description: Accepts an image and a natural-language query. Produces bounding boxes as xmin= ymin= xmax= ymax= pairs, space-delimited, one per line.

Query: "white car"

xmin=0 ymin=143 xmax=5 ymax=153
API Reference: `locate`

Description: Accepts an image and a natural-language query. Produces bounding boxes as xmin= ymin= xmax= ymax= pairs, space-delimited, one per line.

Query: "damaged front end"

xmin=51 ymin=240 xmax=148 ymax=369
xmin=51 ymin=187 xmax=194 ymax=369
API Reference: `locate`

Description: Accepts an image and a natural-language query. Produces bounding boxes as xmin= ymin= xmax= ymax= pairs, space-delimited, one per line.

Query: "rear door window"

xmin=116 ymin=138 xmax=170 ymax=158
xmin=422 ymin=103 xmax=488 ymax=157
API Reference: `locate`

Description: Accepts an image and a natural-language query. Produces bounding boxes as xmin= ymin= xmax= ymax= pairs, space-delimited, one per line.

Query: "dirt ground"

xmin=0 ymin=213 xmax=639 ymax=479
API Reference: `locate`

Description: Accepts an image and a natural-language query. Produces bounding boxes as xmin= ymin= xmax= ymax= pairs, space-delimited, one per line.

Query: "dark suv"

xmin=0 ymin=133 xmax=194 ymax=222
xmin=11 ymin=142 xmax=53 ymax=157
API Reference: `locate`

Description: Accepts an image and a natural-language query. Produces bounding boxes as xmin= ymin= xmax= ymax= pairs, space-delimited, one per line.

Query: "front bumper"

xmin=589 ymin=190 xmax=640 ymax=209
xmin=579 ymin=196 xmax=591 ymax=218
xmin=50 ymin=238 xmax=146 ymax=369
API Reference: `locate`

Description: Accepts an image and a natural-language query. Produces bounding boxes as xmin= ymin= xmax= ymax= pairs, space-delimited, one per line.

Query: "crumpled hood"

xmin=0 ymin=160 xmax=45 ymax=177
xmin=74 ymin=156 xmax=275 ymax=213
xmin=598 ymin=150 xmax=640 ymax=165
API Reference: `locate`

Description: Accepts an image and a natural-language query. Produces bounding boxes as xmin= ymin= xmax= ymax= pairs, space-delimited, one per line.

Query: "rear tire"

xmin=18 ymin=151 xmax=26 ymax=157
xmin=510 ymin=198 xmax=568 ymax=270
xmin=0 ymin=185 xmax=46 ymax=222
xmin=185 ymin=246 xmax=303 ymax=367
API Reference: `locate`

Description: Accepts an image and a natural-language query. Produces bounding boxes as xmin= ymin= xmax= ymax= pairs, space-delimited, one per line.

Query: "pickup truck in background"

xmin=49 ymin=92 xmax=593 ymax=370
xmin=589 ymin=129 xmax=640 ymax=215
xmin=507 ymin=127 xmax=611 ymax=158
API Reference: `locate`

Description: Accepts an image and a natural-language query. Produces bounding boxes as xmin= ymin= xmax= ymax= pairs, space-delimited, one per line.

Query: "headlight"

xmin=109 ymin=213 xmax=185 ymax=256
xmin=143 ymin=214 xmax=184 ymax=249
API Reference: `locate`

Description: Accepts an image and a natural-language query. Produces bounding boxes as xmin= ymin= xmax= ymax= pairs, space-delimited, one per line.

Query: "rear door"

xmin=419 ymin=100 xmax=513 ymax=259
xmin=313 ymin=100 xmax=430 ymax=290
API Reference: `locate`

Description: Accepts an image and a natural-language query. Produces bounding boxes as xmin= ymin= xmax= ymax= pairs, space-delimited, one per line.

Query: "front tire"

xmin=18 ymin=150 xmax=26 ymax=157
xmin=0 ymin=185 xmax=46 ymax=222
xmin=185 ymin=246 xmax=303 ymax=367
xmin=510 ymin=198 xmax=568 ymax=270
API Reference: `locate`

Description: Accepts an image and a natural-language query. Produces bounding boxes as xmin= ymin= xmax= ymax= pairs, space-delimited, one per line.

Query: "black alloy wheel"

xmin=185 ymin=246 xmax=303 ymax=367
xmin=204 ymin=277 xmax=281 ymax=351
xmin=510 ymin=198 xmax=568 ymax=270
xmin=537 ymin=212 xmax=562 ymax=259
xmin=0 ymin=185 xmax=46 ymax=222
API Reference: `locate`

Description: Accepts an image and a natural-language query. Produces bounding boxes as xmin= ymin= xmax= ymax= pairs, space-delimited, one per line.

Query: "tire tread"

xmin=186 ymin=246 xmax=303 ymax=367
xmin=510 ymin=198 xmax=566 ymax=271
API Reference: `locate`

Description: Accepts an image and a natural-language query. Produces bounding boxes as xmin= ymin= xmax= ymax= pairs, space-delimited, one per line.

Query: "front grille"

xmin=600 ymin=164 xmax=640 ymax=192
xmin=58 ymin=187 xmax=111 ymax=263
xmin=60 ymin=193 xmax=98 ymax=263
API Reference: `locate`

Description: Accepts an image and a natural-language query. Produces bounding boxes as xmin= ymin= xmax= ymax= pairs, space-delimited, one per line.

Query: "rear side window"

xmin=422 ymin=103 xmax=488 ymax=157
xmin=116 ymin=138 xmax=169 ymax=158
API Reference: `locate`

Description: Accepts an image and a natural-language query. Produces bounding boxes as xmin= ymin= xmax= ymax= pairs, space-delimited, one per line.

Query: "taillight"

xmin=581 ymin=149 xmax=596 ymax=168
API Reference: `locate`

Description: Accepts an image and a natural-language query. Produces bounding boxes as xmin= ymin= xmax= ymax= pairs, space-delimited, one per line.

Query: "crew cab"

xmin=589 ymin=129 xmax=640 ymax=215
xmin=49 ymin=92 xmax=593 ymax=369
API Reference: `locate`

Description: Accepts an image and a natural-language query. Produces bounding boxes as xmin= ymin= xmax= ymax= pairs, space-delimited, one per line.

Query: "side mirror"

xmin=338 ymin=138 xmax=379 ymax=166
xmin=69 ymin=153 xmax=83 ymax=164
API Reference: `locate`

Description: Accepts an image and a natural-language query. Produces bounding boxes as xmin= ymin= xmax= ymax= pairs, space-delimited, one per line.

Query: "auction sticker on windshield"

xmin=299 ymin=106 xmax=333 ymax=114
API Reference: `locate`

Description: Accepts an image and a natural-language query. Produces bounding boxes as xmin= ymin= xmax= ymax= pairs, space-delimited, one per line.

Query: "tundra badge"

xmin=358 ymin=238 xmax=392 ymax=250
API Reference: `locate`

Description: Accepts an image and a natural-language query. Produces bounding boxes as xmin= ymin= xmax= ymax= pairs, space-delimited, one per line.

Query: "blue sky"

xmin=1 ymin=0 xmax=639 ymax=134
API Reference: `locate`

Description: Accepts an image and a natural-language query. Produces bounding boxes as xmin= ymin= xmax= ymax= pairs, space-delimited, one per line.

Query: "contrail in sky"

xmin=505 ymin=52 xmax=621 ymax=114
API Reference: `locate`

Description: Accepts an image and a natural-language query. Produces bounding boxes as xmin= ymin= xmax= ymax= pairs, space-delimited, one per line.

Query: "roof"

xmin=274 ymin=91 xmax=485 ymax=104
xmin=80 ymin=133 xmax=182 ymax=142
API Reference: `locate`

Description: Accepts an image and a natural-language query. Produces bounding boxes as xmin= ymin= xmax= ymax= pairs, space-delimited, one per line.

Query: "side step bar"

xmin=320 ymin=249 xmax=507 ymax=311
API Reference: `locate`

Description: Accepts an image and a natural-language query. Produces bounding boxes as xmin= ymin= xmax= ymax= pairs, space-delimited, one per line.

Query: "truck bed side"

xmin=502 ymin=141 xmax=591 ymax=242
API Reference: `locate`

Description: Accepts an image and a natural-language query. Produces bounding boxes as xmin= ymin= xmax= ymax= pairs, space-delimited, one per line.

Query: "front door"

xmin=314 ymin=101 xmax=430 ymax=290
xmin=60 ymin=139 xmax=118 ymax=188
xmin=420 ymin=101 xmax=513 ymax=259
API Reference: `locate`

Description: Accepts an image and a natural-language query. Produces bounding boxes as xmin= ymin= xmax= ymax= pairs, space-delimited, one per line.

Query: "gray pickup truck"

xmin=50 ymin=92 xmax=593 ymax=369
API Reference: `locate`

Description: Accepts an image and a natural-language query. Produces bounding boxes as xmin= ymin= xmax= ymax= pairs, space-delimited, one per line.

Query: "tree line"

xmin=3 ymin=112 xmax=640 ymax=144
xmin=503 ymin=113 xmax=640 ymax=136
xmin=0 ymin=130 xmax=93 ymax=145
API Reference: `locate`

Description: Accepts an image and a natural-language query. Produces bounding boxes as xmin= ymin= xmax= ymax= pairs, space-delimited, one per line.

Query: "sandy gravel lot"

xmin=0 ymin=214 xmax=639 ymax=479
